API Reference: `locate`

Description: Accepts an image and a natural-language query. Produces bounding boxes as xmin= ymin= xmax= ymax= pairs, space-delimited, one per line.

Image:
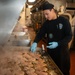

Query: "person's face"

xmin=43 ymin=9 xmax=53 ymax=20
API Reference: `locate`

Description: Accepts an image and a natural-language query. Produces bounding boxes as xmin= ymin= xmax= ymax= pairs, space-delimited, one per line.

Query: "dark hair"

xmin=42 ymin=2 xmax=54 ymax=10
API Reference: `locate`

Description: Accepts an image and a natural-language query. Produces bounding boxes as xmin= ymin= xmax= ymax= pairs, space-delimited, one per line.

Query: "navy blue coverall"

xmin=34 ymin=16 xmax=72 ymax=75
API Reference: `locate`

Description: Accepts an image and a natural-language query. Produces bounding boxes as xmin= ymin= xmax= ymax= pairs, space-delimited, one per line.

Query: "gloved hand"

xmin=30 ymin=42 xmax=37 ymax=52
xmin=47 ymin=42 xmax=58 ymax=49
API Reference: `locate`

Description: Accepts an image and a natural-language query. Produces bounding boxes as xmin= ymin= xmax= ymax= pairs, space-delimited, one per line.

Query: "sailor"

xmin=30 ymin=2 xmax=72 ymax=75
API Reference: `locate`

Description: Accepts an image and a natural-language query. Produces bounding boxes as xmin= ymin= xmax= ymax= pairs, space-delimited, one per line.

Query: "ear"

xmin=51 ymin=9 xmax=54 ymax=11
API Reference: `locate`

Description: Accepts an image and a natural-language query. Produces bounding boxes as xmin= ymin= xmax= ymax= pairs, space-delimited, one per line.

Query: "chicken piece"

xmin=34 ymin=53 xmax=41 ymax=58
xmin=49 ymin=70 xmax=58 ymax=75
xmin=28 ymin=57 xmax=36 ymax=62
xmin=37 ymin=58 xmax=45 ymax=63
xmin=23 ymin=53 xmax=37 ymax=62
xmin=23 ymin=53 xmax=31 ymax=59
xmin=28 ymin=68 xmax=35 ymax=72
xmin=24 ymin=62 xmax=33 ymax=68
xmin=27 ymin=52 xmax=35 ymax=57
xmin=36 ymin=71 xmax=48 ymax=75
xmin=26 ymin=70 xmax=36 ymax=75
xmin=13 ymin=70 xmax=24 ymax=75
xmin=24 ymin=67 xmax=35 ymax=72
xmin=35 ymin=66 xmax=48 ymax=72
xmin=28 ymin=52 xmax=41 ymax=58
xmin=34 ymin=61 xmax=47 ymax=67
xmin=24 ymin=58 xmax=29 ymax=62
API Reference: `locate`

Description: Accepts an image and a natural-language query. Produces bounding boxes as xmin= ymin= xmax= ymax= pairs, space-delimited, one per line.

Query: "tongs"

xmin=41 ymin=44 xmax=48 ymax=56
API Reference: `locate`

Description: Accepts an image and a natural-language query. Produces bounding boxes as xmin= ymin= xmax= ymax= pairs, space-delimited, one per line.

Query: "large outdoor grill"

xmin=0 ymin=46 xmax=63 ymax=75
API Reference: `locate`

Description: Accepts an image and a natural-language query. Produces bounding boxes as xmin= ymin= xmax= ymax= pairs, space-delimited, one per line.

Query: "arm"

xmin=58 ymin=17 xmax=72 ymax=46
xmin=30 ymin=21 xmax=47 ymax=52
xmin=34 ymin=21 xmax=47 ymax=43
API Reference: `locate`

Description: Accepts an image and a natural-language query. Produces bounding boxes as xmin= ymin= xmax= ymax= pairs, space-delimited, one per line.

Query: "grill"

xmin=41 ymin=52 xmax=63 ymax=75
xmin=0 ymin=46 xmax=63 ymax=75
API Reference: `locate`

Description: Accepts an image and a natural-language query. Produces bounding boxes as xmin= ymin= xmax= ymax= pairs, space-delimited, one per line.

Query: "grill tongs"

xmin=41 ymin=44 xmax=48 ymax=56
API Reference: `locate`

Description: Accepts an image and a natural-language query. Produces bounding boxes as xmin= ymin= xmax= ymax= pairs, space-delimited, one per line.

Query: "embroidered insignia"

xmin=59 ymin=23 xmax=63 ymax=29
xmin=49 ymin=33 xmax=53 ymax=39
